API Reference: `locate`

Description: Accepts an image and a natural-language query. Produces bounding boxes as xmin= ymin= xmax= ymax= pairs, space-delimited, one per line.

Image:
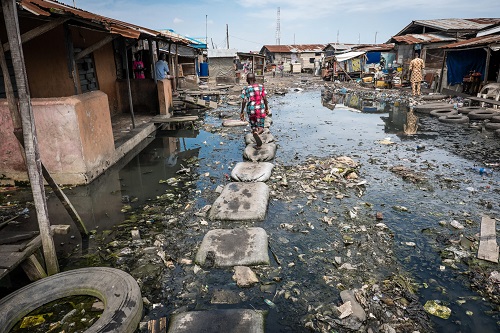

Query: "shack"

xmin=323 ymin=51 xmax=366 ymax=81
xmin=207 ymin=48 xmax=237 ymax=84
xmin=260 ymin=44 xmax=326 ymax=73
xmin=237 ymin=52 xmax=265 ymax=83
xmin=0 ymin=0 xmax=196 ymax=185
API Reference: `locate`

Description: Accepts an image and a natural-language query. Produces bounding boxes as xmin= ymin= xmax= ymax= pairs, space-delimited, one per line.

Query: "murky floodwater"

xmin=2 ymin=88 xmax=499 ymax=332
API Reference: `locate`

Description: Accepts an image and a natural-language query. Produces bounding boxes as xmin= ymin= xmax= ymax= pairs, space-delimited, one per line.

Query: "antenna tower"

xmin=275 ymin=7 xmax=280 ymax=45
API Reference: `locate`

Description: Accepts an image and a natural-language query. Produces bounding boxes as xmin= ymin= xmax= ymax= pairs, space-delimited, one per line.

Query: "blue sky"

xmin=60 ymin=0 xmax=500 ymax=52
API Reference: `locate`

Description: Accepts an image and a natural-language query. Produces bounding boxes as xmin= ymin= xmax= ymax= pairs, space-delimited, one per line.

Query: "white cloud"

xmin=173 ymin=17 xmax=184 ymax=24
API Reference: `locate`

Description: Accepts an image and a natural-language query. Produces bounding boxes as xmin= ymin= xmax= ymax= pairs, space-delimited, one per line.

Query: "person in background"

xmin=240 ymin=73 xmax=269 ymax=149
xmin=155 ymin=53 xmax=170 ymax=80
xmin=132 ymin=53 xmax=145 ymax=79
xmin=409 ymin=53 xmax=424 ymax=96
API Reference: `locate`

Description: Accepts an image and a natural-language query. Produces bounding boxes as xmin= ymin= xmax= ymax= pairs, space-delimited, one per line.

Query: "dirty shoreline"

xmin=1 ymin=74 xmax=500 ymax=333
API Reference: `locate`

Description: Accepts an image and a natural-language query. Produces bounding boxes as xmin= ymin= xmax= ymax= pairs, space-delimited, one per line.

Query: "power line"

xmin=229 ymin=35 xmax=264 ymax=45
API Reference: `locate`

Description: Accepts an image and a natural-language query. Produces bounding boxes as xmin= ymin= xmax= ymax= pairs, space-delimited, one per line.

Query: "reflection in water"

xmin=404 ymin=109 xmax=419 ymax=135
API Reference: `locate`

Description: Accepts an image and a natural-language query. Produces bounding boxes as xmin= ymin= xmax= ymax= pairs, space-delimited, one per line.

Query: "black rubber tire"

xmin=413 ymin=103 xmax=453 ymax=114
xmin=458 ymin=106 xmax=484 ymax=114
xmin=422 ymin=94 xmax=448 ymax=101
xmin=496 ymin=129 xmax=500 ymax=138
xmin=490 ymin=115 xmax=500 ymax=123
xmin=467 ymin=109 xmax=497 ymax=120
xmin=0 ymin=267 xmax=143 ymax=333
xmin=485 ymin=122 xmax=500 ymax=130
xmin=438 ymin=115 xmax=469 ymax=124
xmin=430 ymin=109 xmax=458 ymax=117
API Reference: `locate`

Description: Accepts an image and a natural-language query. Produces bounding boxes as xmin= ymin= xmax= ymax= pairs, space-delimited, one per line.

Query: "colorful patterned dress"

xmin=241 ymin=84 xmax=267 ymax=129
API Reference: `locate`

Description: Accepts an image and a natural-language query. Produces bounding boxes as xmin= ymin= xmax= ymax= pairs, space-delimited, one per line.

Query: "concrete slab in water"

xmin=244 ymin=143 xmax=277 ymax=162
xmin=208 ymin=182 xmax=270 ymax=221
xmin=244 ymin=132 xmax=275 ymax=145
xmin=231 ymin=162 xmax=274 ymax=182
xmin=168 ymin=309 xmax=265 ymax=333
xmin=223 ymin=119 xmax=248 ymax=127
xmin=195 ymin=227 xmax=270 ymax=267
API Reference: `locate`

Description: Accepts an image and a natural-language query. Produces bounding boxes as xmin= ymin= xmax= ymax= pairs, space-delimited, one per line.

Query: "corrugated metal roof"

xmin=415 ymin=18 xmax=500 ymax=32
xmin=392 ymin=33 xmax=456 ymax=44
xmin=17 ymin=0 xmax=191 ymax=43
xmin=352 ymin=43 xmax=395 ymax=52
xmin=442 ymin=34 xmax=500 ymax=49
xmin=263 ymin=44 xmax=326 ymax=53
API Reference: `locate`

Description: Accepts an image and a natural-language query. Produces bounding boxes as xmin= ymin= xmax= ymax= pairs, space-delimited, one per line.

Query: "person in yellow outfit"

xmin=409 ymin=53 xmax=424 ymax=96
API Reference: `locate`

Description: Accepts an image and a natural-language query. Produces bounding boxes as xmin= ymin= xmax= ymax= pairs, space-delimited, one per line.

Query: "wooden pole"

xmin=174 ymin=44 xmax=179 ymax=90
xmin=148 ymin=39 xmax=156 ymax=81
xmin=1 ymin=39 xmax=88 ymax=238
xmin=484 ymin=47 xmax=491 ymax=84
xmin=63 ymin=22 xmax=80 ymax=95
xmin=122 ymin=38 xmax=136 ymax=128
xmin=2 ymin=0 xmax=59 ymax=275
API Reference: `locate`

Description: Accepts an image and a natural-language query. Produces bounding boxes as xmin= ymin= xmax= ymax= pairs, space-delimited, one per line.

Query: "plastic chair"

xmin=477 ymin=83 xmax=500 ymax=108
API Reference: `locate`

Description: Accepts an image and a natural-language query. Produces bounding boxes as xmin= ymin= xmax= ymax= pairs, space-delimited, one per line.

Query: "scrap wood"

xmin=477 ymin=215 xmax=499 ymax=263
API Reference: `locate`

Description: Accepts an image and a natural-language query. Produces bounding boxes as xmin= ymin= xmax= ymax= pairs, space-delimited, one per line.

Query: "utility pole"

xmin=205 ymin=15 xmax=208 ymax=48
xmin=2 ymin=0 xmax=59 ymax=275
xmin=336 ymin=30 xmax=339 ymax=44
xmin=226 ymin=24 xmax=229 ymax=49
xmin=275 ymin=7 xmax=280 ymax=45
xmin=375 ymin=31 xmax=378 ymax=44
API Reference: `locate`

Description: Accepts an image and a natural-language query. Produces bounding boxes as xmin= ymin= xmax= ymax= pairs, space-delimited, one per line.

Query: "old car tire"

xmin=0 ymin=267 xmax=143 ymax=333
xmin=490 ymin=115 xmax=500 ymax=123
xmin=458 ymin=106 xmax=485 ymax=114
xmin=438 ymin=115 xmax=469 ymax=124
xmin=413 ymin=103 xmax=453 ymax=114
xmin=485 ymin=122 xmax=500 ymax=130
xmin=467 ymin=109 xmax=497 ymax=120
xmin=430 ymin=109 xmax=458 ymax=117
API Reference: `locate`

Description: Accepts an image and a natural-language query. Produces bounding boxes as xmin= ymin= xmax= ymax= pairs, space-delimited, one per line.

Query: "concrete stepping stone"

xmin=231 ymin=162 xmax=274 ymax=182
xmin=244 ymin=132 xmax=275 ymax=145
xmin=195 ymin=227 xmax=270 ymax=267
xmin=208 ymin=182 xmax=269 ymax=221
xmin=264 ymin=117 xmax=273 ymax=128
xmin=244 ymin=143 xmax=277 ymax=162
xmin=168 ymin=309 xmax=265 ymax=333
xmin=223 ymin=119 xmax=248 ymax=127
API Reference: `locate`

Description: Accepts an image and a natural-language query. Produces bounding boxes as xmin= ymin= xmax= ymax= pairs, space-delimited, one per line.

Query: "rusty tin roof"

xmin=262 ymin=44 xmax=327 ymax=53
xmin=17 ymin=0 xmax=191 ymax=44
xmin=442 ymin=34 xmax=500 ymax=49
xmin=392 ymin=33 xmax=456 ymax=44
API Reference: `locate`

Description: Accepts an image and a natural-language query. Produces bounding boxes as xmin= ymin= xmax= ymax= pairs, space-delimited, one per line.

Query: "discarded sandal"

xmin=252 ymin=132 xmax=263 ymax=146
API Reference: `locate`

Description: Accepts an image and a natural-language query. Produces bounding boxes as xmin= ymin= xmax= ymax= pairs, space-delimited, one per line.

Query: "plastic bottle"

xmin=416 ymin=145 xmax=425 ymax=150
xmin=471 ymin=167 xmax=493 ymax=175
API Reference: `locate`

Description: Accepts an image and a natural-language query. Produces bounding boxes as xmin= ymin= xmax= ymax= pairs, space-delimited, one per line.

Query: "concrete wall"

xmin=116 ymin=79 xmax=158 ymax=114
xmin=209 ymin=57 xmax=235 ymax=84
xmin=0 ymin=91 xmax=115 ymax=185
xmin=157 ymin=79 xmax=173 ymax=116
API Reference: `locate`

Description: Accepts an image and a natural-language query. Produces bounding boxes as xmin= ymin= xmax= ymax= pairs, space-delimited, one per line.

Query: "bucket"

xmin=200 ymin=62 xmax=209 ymax=77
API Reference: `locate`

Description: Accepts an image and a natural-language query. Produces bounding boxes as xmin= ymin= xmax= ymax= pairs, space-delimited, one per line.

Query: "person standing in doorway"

xmin=155 ymin=53 xmax=170 ymax=80
xmin=132 ymin=53 xmax=145 ymax=79
xmin=409 ymin=53 xmax=424 ymax=96
xmin=240 ymin=73 xmax=269 ymax=149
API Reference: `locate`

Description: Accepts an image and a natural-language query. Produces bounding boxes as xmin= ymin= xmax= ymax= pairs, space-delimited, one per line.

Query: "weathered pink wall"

xmin=0 ymin=91 xmax=115 ymax=185
xmin=157 ymin=79 xmax=173 ymax=116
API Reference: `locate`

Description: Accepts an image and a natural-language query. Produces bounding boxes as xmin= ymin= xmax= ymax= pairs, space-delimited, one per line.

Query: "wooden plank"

xmin=2 ymin=0 xmax=59 ymax=275
xmin=74 ymin=35 xmax=116 ymax=61
xmin=0 ymin=242 xmax=30 ymax=253
xmin=0 ymin=235 xmax=42 ymax=280
xmin=2 ymin=17 xmax=69 ymax=52
xmin=152 ymin=115 xmax=198 ymax=123
xmin=441 ymin=88 xmax=500 ymax=106
xmin=21 ymin=254 xmax=47 ymax=281
xmin=0 ymin=231 xmax=39 ymax=245
xmin=477 ymin=216 xmax=499 ymax=263
xmin=182 ymin=95 xmax=217 ymax=109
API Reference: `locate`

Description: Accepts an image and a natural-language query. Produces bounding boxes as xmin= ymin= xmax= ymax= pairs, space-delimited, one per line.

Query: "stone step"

xmin=222 ymin=119 xmax=248 ymax=127
xmin=195 ymin=227 xmax=270 ymax=267
xmin=243 ymin=143 xmax=277 ymax=162
xmin=231 ymin=162 xmax=274 ymax=182
xmin=264 ymin=117 xmax=273 ymax=128
xmin=244 ymin=132 xmax=275 ymax=145
xmin=168 ymin=309 xmax=265 ymax=333
xmin=208 ymin=182 xmax=269 ymax=221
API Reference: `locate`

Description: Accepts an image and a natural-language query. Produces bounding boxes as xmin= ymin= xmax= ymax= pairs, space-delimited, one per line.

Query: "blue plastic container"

xmin=200 ymin=62 xmax=209 ymax=77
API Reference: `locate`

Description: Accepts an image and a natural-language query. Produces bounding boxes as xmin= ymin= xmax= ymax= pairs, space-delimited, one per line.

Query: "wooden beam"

xmin=63 ymin=22 xmax=80 ymax=95
xmin=121 ymin=37 xmax=135 ymax=128
xmin=20 ymin=254 xmax=47 ymax=281
xmin=2 ymin=0 xmax=59 ymax=275
xmin=2 ymin=17 xmax=69 ymax=52
xmin=148 ymin=317 xmax=167 ymax=333
xmin=74 ymin=34 xmax=117 ymax=61
xmin=149 ymin=39 xmax=156 ymax=81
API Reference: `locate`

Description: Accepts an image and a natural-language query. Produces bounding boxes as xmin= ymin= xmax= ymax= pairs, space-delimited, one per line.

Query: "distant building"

xmin=260 ymin=44 xmax=326 ymax=73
